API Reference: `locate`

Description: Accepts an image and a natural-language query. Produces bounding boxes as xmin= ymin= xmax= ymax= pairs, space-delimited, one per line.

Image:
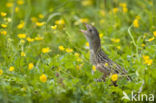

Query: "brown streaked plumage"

xmin=81 ymin=23 xmax=131 ymax=85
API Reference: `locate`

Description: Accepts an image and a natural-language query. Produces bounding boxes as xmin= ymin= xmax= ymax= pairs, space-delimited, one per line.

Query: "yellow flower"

xmin=111 ymin=74 xmax=118 ymax=81
xmin=148 ymin=37 xmax=154 ymax=42
xmin=141 ymin=44 xmax=145 ymax=47
xmin=0 ymin=69 xmax=3 ymax=75
xmin=9 ymin=66 xmax=15 ymax=72
xmin=51 ymin=25 xmax=57 ymax=30
xmin=81 ymin=0 xmax=93 ymax=6
xmin=92 ymin=65 xmax=96 ymax=71
xmin=35 ymin=36 xmax=43 ymax=41
xmin=31 ymin=17 xmax=38 ymax=22
xmin=1 ymin=30 xmax=7 ymax=35
xmin=15 ymin=7 xmax=19 ymax=12
xmin=1 ymin=12 xmax=7 ymax=17
xmin=111 ymin=38 xmax=120 ymax=43
xmin=123 ymin=7 xmax=128 ymax=13
xmin=27 ymin=37 xmax=34 ymax=42
xmin=21 ymin=52 xmax=26 ymax=57
xmin=28 ymin=63 xmax=34 ymax=70
xmin=99 ymin=33 xmax=103 ymax=38
xmin=85 ymin=42 xmax=89 ymax=47
xmin=104 ymin=63 xmax=108 ymax=67
xmin=153 ymin=31 xmax=156 ymax=37
xmin=74 ymin=53 xmax=80 ymax=57
xmin=116 ymin=46 xmax=121 ymax=50
xmin=133 ymin=19 xmax=139 ymax=28
xmin=1 ymin=24 xmax=7 ymax=28
xmin=40 ymin=74 xmax=47 ymax=83
xmin=38 ymin=14 xmax=44 ymax=19
xmin=6 ymin=2 xmax=13 ymax=8
xmin=42 ymin=47 xmax=51 ymax=53
xmin=17 ymin=22 xmax=24 ymax=29
xmin=80 ymin=18 xmax=88 ymax=23
xmin=18 ymin=33 xmax=26 ymax=39
xmin=143 ymin=55 xmax=153 ymax=65
xmin=36 ymin=22 xmax=45 ymax=27
xmin=58 ymin=45 xmax=65 ymax=51
xmin=112 ymin=8 xmax=118 ymax=13
xmin=66 ymin=48 xmax=73 ymax=53
xmin=119 ymin=3 xmax=127 ymax=8
xmin=55 ymin=19 xmax=65 ymax=25
xmin=17 ymin=0 xmax=24 ymax=5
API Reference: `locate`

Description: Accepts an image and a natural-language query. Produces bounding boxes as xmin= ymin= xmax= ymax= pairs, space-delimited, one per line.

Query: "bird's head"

xmin=81 ymin=23 xmax=101 ymax=51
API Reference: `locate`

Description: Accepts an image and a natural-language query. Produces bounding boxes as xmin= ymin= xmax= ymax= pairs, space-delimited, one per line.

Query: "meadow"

xmin=0 ymin=0 xmax=156 ymax=103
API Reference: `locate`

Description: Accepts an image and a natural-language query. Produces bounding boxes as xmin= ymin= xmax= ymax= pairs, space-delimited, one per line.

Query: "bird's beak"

xmin=80 ymin=23 xmax=89 ymax=34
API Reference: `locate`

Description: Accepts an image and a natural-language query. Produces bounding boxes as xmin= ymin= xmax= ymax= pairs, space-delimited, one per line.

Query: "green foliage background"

xmin=0 ymin=0 xmax=156 ymax=103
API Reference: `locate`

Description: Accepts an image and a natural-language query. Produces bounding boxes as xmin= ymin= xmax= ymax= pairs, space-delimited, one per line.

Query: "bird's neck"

xmin=89 ymin=40 xmax=101 ymax=54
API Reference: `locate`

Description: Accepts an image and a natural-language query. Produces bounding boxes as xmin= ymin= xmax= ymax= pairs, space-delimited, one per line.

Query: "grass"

xmin=0 ymin=0 xmax=156 ymax=103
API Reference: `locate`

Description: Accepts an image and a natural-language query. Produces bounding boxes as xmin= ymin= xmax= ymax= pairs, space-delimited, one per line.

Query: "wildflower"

xmin=123 ymin=7 xmax=128 ymax=13
xmin=21 ymin=52 xmax=26 ymax=57
xmin=42 ymin=47 xmax=51 ymax=53
xmin=40 ymin=74 xmax=47 ymax=83
xmin=133 ymin=19 xmax=139 ymax=28
xmin=6 ymin=2 xmax=13 ymax=8
xmin=148 ymin=37 xmax=154 ymax=42
xmin=99 ymin=33 xmax=103 ymax=38
xmin=119 ymin=3 xmax=127 ymax=8
xmin=0 ymin=69 xmax=3 ymax=75
xmin=92 ymin=65 xmax=96 ymax=71
xmin=141 ymin=44 xmax=145 ymax=47
xmin=35 ymin=36 xmax=43 ymax=41
xmin=85 ymin=42 xmax=89 ymax=47
xmin=31 ymin=17 xmax=38 ymax=22
xmin=111 ymin=74 xmax=118 ymax=81
xmin=112 ymin=8 xmax=118 ymax=13
xmin=38 ymin=14 xmax=44 ymax=19
xmin=28 ymin=63 xmax=34 ymax=70
xmin=4 ymin=17 xmax=12 ymax=22
xmin=15 ymin=7 xmax=19 ymax=12
xmin=1 ymin=30 xmax=7 ymax=35
xmin=51 ymin=25 xmax=57 ymax=30
xmin=66 ymin=48 xmax=73 ymax=53
xmin=74 ymin=53 xmax=80 ymax=57
xmin=1 ymin=12 xmax=7 ymax=17
xmin=111 ymin=38 xmax=120 ymax=43
xmin=55 ymin=19 xmax=65 ymax=25
xmin=9 ymin=66 xmax=14 ymax=72
xmin=17 ymin=21 xmax=24 ymax=29
xmin=27 ymin=37 xmax=34 ymax=42
xmin=143 ymin=55 xmax=153 ymax=65
xmin=80 ymin=18 xmax=88 ymax=23
xmin=18 ymin=33 xmax=26 ymax=39
xmin=81 ymin=0 xmax=93 ymax=6
xmin=104 ymin=63 xmax=108 ymax=67
xmin=17 ymin=0 xmax=24 ymax=5
xmin=116 ymin=46 xmax=121 ymax=50
xmin=36 ymin=22 xmax=45 ymax=27
xmin=1 ymin=24 xmax=7 ymax=28
xmin=153 ymin=31 xmax=156 ymax=37
xmin=58 ymin=45 xmax=65 ymax=51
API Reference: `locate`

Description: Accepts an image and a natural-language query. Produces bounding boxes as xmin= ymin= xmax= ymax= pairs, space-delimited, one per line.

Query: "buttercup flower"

xmin=51 ymin=25 xmax=57 ymax=30
xmin=58 ymin=45 xmax=65 ymax=51
xmin=143 ymin=55 xmax=153 ymax=65
xmin=113 ymin=8 xmax=118 ymax=13
xmin=17 ymin=21 xmax=25 ymax=29
xmin=92 ymin=65 xmax=96 ymax=71
xmin=17 ymin=0 xmax=24 ymax=5
xmin=1 ymin=12 xmax=7 ymax=17
xmin=133 ymin=19 xmax=139 ymax=28
xmin=9 ymin=66 xmax=15 ymax=72
xmin=1 ymin=24 xmax=7 ymax=28
xmin=153 ymin=31 xmax=156 ymax=37
xmin=0 ymin=69 xmax=3 ymax=75
xmin=40 ymin=74 xmax=47 ymax=83
xmin=111 ymin=38 xmax=120 ymax=43
xmin=27 ymin=37 xmax=34 ymax=42
xmin=148 ymin=37 xmax=154 ymax=42
xmin=18 ymin=33 xmax=26 ymax=39
xmin=66 ymin=48 xmax=73 ymax=53
xmin=36 ymin=22 xmax=45 ymax=27
xmin=55 ymin=19 xmax=65 ymax=25
xmin=1 ymin=31 xmax=7 ymax=35
xmin=38 ymin=14 xmax=44 ymax=19
xmin=21 ymin=52 xmax=26 ymax=57
xmin=42 ymin=47 xmax=51 ymax=53
xmin=28 ymin=63 xmax=34 ymax=70
xmin=111 ymin=74 xmax=118 ymax=81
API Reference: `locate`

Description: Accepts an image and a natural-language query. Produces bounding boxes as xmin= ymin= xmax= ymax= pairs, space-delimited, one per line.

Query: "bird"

xmin=81 ymin=23 xmax=132 ymax=86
